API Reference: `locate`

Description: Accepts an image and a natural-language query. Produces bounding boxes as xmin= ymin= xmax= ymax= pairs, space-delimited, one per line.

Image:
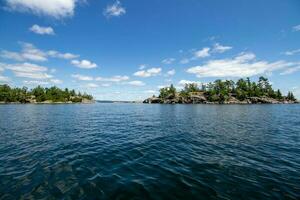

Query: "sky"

xmin=0 ymin=0 xmax=300 ymax=101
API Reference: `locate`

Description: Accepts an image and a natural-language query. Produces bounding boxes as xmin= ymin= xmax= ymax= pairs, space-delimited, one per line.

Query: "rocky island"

xmin=0 ymin=84 xmax=94 ymax=104
xmin=144 ymin=77 xmax=298 ymax=104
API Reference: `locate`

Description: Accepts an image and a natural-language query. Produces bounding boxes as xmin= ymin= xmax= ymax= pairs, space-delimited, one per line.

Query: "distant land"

xmin=144 ymin=77 xmax=298 ymax=104
xmin=96 ymin=100 xmax=141 ymax=103
xmin=0 ymin=84 xmax=94 ymax=104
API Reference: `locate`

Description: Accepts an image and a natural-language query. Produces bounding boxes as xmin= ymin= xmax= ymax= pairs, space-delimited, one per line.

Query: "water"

xmin=0 ymin=104 xmax=300 ymax=200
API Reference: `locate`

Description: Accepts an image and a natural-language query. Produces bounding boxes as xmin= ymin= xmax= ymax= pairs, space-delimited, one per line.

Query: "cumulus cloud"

xmin=95 ymin=75 xmax=129 ymax=82
xmin=133 ymin=67 xmax=162 ymax=77
xmin=162 ymin=58 xmax=175 ymax=64
xmin=187 ymin=52 xmax=297 ymax=78
xmin=293 ymin=25 xmax=300 ymax=32
xmin=194 ymin=47 xmax=210 ymax=58
xmin=29 ymin=24 xmax=55 ymax=35
xmin=1 ymin=62 xmax=53 ymax=79
xmin=212 ymin=43 xmax=232 ymax=53
xmin=126 ymin=81 xmax=145 ymax=86
xmin=103 ymin=0 xmax=126 ymax=17
xmin=0 ymin=42 xmax=78 ymax=62
xmin=48 ymin=50 xmax=79 ymax=59
xmin=4 ymin=0 xmax=78 ymax=19
xmin=71 ymin=74 xmax=93 ymax=81
xmin=178 ymin=80 xmax=202 ymax=87
xmin=283 ymin=49 xmax=300 ymax=56
xmin=71 ymin=59 xmax=97 ymax=69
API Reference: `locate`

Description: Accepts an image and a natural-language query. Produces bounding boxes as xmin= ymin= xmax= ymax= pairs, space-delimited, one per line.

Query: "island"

xmin=143 ymin=77 xmax=298 ymax=104
xmin=0 ymin=84 xmax=94 ymax=104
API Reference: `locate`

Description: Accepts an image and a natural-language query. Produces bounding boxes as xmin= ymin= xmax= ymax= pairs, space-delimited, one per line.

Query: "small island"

xmin=0 ymin=84 xmax=94 ymax=104
xmin=144 ymin=77 xmax=298 ymax=104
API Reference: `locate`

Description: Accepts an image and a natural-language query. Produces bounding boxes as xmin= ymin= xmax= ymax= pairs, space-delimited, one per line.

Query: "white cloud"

xmin=212 ymin=43 xmax=232 ymax=53
xmin=48 ymin=50 xmax=78 ymax=59
xmin=50 ymin=79 xmax=62 ymax=84
xmin=283 ymin=49 xmax=300 ymax=56
xmin=126 ymin=81 xmax=145 ymax=86
xmin=280 ymin=66 xmax=300 ymax=75
xmin=4 ymin=0 xmax=78 ymax=19
xmin=71 ymin=74 xmax=93 ymax=81
xmin=0 ymin=75 xmax=10 ymax=82
xmin=86 ymin=83 xmax=99 ymax=88
xmin=0 ymin=42 xmax=78 ymax=62
xmin=139 ymin=64 xmax=146 ymax=70
xmin=29 ymin=24 xmax=55 ymax=35
xmin=194 ymin=47 xmax=210 ymax=58
xmin=178 ymin=80 xmax=202 ymax=87
xmin=166 ymin=69 xmax=175 ymax=76
xmin=23 ymin=80 xmax=49 ymax=85
xmin=103 ymin=0 xmax=126 ymax=17
xmin=180 ymin=58 xmax=190 ymax=64
xmin=71 ymin=59 xmax=97 ymax=69
xmin=293 ymin=24 xmax=300 ymax=32
xmin=95 ymin=75 xmax=129 ymax=82
xmin=133 ymin=67 xmax=162 ymax=77
xmin=187 ymin=52 xmax=296 ymax=78
xmin=162 ymin=58 xmax=175 ymax=64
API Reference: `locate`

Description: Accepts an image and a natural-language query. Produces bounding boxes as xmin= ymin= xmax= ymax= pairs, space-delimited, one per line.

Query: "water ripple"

xmin=0 ymin=104 xmax=300 ymax=199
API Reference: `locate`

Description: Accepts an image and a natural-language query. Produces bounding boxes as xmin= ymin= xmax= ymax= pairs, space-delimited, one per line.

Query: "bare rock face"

xmin=249 ymin=97 xmax=280 ymax=104
xmin=190 ymin=95 xmax=207 ymax=104
xmin=143 ymin=97 xmax=162 ymax=104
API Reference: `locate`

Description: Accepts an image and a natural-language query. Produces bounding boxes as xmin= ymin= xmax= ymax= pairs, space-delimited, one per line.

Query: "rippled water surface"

xmin=0 ymin=104 xmax=300 ymax=199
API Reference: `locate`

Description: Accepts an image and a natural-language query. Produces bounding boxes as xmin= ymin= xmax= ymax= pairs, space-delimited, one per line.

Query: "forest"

xmin=0 ymin=85 xmax=93 ymax=103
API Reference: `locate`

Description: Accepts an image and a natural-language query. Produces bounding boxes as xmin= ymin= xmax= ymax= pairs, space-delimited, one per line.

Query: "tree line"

xmin=159 ymin=77 xmax=296 ymax=102
xmin=0 ymin=84 xmax=93 ymax=103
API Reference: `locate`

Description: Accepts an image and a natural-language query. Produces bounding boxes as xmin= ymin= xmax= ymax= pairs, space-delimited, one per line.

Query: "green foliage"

xmin=287 ymin=92 xmax=296 ymax=101
xmin=157 ymin=77 xmax=297 ymax=103
xmin=159 ymin=84 xmax=177 ymax=98
xmin=0 ymin=85 xmax=93 ymax=103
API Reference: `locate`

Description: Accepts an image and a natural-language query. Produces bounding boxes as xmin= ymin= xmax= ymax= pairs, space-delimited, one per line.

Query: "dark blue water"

xmin=0 ymin=104 xmax=300 ymax=200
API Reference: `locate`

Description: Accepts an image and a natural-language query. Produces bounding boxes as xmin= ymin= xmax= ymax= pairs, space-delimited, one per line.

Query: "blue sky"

xmin=0 ymin=0 xmax=300 ymax=100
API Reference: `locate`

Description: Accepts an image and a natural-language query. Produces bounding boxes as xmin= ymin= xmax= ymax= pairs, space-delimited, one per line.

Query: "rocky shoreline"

xmin=0 ymin=99 xmax=95 ymax=104
xmin=143 ymin=95 xmax=299 ymax=104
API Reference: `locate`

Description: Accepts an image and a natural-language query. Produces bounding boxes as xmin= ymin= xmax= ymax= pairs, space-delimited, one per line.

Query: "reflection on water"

xmin=0 ymin=104 xmax=300 ymax=199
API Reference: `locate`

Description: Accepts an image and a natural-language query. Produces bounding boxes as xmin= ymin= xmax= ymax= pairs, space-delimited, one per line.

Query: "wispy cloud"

xmin=283 ymin=49 xmax=300 ymax=56
xmin=71 ymin=59 xmax=97 ymax=69
xmin=4 ymin=0 xmax=78 ymax=19
xmin=95 ymin=75 xmax=129 ymax=82
xmin=0 ymin=42 xmax=78 ymax=62
xmin=29 ymin=24 xmax=55 ymax=35
xmin=166 ymin=69 xmax=175 ymax=76
xmin=126 ymin=81 xmax=145 ymax=86
xmin=162 ymin=58 xmax=175 ymax=64
xmin=280 ymin=66 xmax=300 ymax=75
xmin=71 ymin=74 xmax=93 ymax=81
xmin=293 ymin=24 xmax=300 ymax=32
xmin=1 ymin=62 xmax=53 ymax=79
xmin=194 ymin=47 xmax=210 ymax=58
xmin=133 ymin=67 xmax=161 ymax=78
xmin=103 ymin=0 xmax=126 ymax=17
xmin=187 ymin=52 xmax=297 ymax=78
xmin=212 ymin=43 xmax=232 ymax=53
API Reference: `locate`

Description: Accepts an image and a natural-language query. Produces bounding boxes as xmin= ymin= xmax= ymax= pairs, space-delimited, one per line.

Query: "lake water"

xmin=0 ymin=104 xmax=300 ymax=199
